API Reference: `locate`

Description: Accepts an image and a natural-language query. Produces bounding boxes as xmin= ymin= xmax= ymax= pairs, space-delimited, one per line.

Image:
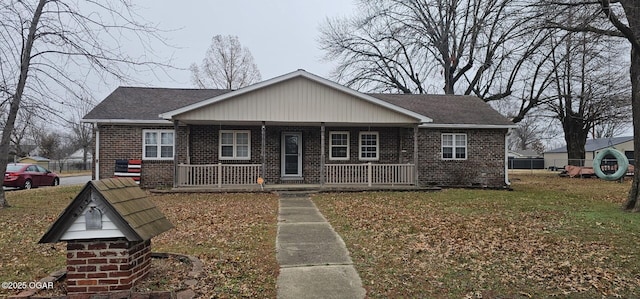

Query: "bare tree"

xmin=542 ymin=0 xmax=640 ymax=210
xmin=591 ymin=116 xmax=631 ymax=139
xmin=319 ymin=0 xmax=556 ymax=123
xmin=508 ymin=116 xmax=547 ymax=151
xmin=0 ymin=0 xmax=171 ymax=208
xmin=35 ymin=131 xmax=60 ymax=160
xmin=66 ymin=98 xmax=95 ymax=170
xmin=7 ymin=110 xmax=37 ymax=160
xmin=190 ymin=35 xmax=261 ymax=89
xmin=544 ymin=28 xmax=631 ymax=166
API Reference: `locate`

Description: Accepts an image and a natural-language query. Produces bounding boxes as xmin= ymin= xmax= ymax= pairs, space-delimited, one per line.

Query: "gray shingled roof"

xmin=40 ymin=178 xmax=173 ymax=243
xmin=369 ymin=94 xmax=514 ymax=126
xmin=545 ymin=136 xmax=635 ymax=153
xmin=84 ymin=86 xmax=512 ymax=126
xmin=83 ymin=87 xmax=231 ymax=121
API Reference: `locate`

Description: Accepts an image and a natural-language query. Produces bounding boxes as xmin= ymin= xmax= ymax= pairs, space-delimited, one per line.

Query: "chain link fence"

xmin=49 ymin=160 xmax=92 ymax=173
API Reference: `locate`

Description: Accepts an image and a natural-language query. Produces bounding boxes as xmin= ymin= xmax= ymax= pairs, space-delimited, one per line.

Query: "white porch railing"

xmin=177 ymin=163 xmax=262 ymax=187
xmin=325 ymin=163 xmax=415 ymax=186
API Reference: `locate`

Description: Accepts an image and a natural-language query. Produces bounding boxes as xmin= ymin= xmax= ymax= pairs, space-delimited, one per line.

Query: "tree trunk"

xmin=0 ymin=0 xmax=46 ymax=209
xmin=563 ymin=114 xmax=588 ymax=166
xmin=625 ymin=45 xmax=640 ymax=211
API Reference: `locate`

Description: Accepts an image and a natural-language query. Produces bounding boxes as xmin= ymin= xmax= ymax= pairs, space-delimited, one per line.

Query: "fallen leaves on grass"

xmin=314 ymin=175 xmax=640 ymax=298
xmin=0 ymin=189 xmax=279 ymax=299
xmin=150 ymin=193 xmax=279 ymax=298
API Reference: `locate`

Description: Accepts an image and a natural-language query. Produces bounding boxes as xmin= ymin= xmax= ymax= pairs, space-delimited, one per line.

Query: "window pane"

xmin=161 ymin=132 xmax=173 ymax=145
xmin=160 ymin=145 xmax=173 ymax=158
xmin=285 ymin=136 xmax=298 ymax=155
xmin=359 ymin=133 xmax=378 ymax=159
xmin=361 ymin=134 xmax=376 ymax=145
xmin=285 ymin=156 xmax=298 ymax=174
xmin=331 ymin=133 xmax=348 ymax=146
xmin=455 ymin=135 xmax=466 ymax=146
xmin=236 ymin=145 xmax=249 ymax=158
xmin=145 ymin=146 xmax=157 ymax=158
xmin=455 ymin=147 xmax=466 ymax=159
xmin=236 ymin=133 xmax=249 ymax=145
xmin=145 ymin=132 xmax=157 ymax=145
xmin=442 ymin=135 xmax=453 ymax=146
xmin=443 ymin=147 xmax=453 ymax=159
xmin=221 ymin=145 xmax=234 ymax=157
xmin=332 ymin=147 xmax=347 ymax=158
xmin=221 ymin=133 xmax=234 ymax=145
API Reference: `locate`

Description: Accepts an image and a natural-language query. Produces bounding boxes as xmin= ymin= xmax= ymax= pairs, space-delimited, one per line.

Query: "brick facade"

xmin=94 ymin=124 xmax=508 ymax=188
xmin=416 ymin=128 xmax=507 ymax=187
xmin=65 ymin=239 xmax=151 ymax=295
xmin=94 ymin=125 xmax=185 ymax=189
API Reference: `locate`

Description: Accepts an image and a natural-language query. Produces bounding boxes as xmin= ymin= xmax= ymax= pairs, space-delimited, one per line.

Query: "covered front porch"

xmin=172 ymin=123 xmax=420 ymax=188
xmin=158 ymin=71 xmax=432 ymax=189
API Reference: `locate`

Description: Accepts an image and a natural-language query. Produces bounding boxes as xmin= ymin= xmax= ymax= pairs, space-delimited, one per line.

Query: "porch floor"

xmin=153 ymin=184 xmax=441 ymax=194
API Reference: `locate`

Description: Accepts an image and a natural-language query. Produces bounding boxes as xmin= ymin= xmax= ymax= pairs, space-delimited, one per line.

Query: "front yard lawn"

xmin=0 ymin=188 xmax=279 ymax=298
xmin=2 ymin=173 xmax=639 ymax=298
xmin=313 ymin=173 xmax=640 ymax=298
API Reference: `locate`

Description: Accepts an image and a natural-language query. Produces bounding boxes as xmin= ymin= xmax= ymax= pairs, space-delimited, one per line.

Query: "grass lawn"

xmin=0 ymin=187 xmax=279 ymax=298
xmin=2 ymin=173 xmax=639 ymax=298
xmin=314 ymin=173 xmax=640 ymax=298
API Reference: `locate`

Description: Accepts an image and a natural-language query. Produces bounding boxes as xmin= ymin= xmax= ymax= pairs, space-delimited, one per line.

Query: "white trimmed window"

xmin=219 ymin=130 xmax=251 ymax=160
xmin=329 ymin=131 xmax=350 ymax=160
xmin=442 ymin=133 xmax=467 ymax=160
xmin=143 ymin=129 xmax=174 ymax=160
xmin=359 ymin=132 xmax=379 ymax=161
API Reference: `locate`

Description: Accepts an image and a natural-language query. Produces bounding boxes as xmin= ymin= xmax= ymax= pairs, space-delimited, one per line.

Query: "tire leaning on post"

xmin=593 ymin=148 xmax=629 ymax=181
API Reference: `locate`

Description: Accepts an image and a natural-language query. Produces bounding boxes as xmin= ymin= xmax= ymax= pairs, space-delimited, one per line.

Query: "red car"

xmin=3 ymin=163 xmax=60 ymax=189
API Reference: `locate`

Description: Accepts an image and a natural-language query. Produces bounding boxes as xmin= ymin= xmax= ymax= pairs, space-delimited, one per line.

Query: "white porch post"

xmin=320 ymin=122 xmax=325 ymax=185
xmin=173 ymin=120 xmax=179 ymax=188
xmin=414 ymin=125 xmax=419 ymax=186
xmin=94 ymin=123 xmax=100 ymax=180
xmin=261 ymin=122 xmax=266 ymax=179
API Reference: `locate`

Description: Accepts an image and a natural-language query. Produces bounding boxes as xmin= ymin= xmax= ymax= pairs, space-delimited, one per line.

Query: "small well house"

xmin=39 ymin=178 xmax=173 ymax=295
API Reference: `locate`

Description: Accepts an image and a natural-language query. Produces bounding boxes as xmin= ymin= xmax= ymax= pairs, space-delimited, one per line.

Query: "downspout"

xmin=261 ymin=122 xmax=266 ymax=180
xmin=94 ymin=123 xmax=100 ymax=180
xmin=504 ymin=129 xmax=511 ymax=186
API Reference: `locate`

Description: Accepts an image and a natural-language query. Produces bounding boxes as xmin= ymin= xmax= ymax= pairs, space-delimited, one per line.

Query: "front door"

xmin=282 ymin=132 xmax=302 ymax=177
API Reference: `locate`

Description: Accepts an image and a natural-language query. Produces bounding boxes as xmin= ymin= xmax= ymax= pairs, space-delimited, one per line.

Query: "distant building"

xmin=543 ymin=136 xmax=634 ymax=169
xmin=18 ymin=156 xmax=51 ymax=169
xmin=508 ymin=150 xmax=542 ymax=159
xmin=66 ymin=148 xmax=93 ymax=163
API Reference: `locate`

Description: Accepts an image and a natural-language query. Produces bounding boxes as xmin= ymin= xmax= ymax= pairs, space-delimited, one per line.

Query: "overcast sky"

xmin=118 ymin=0 xmax=357 ymax=93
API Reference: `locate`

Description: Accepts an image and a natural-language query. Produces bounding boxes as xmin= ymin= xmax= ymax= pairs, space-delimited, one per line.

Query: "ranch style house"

xmin=82 ymin=70 xmax=516 ymax=190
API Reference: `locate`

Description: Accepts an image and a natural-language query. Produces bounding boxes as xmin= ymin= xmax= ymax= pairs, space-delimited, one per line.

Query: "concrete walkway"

xmin=276 ymin=193 xmax=366 ymax=299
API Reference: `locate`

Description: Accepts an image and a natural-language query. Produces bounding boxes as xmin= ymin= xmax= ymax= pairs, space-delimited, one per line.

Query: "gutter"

xmin=504 ymin=129 xmax=511 ymax=186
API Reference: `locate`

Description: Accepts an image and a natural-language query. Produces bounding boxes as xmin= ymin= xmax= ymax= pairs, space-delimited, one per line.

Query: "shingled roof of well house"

xmin=92 ymin=178 xmax=174 ymax=241
xmin=83 ymin=87 xmax=231 ymax=121
xmin=40 ymin=177 xmax=173 ymax=243
xmin=369 ymin=94 xmax=514 ymax=126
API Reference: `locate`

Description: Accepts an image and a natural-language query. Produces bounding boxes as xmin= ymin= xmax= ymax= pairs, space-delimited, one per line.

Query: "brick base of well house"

xmin=65 ymin=239 xmax=151 ymax=295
